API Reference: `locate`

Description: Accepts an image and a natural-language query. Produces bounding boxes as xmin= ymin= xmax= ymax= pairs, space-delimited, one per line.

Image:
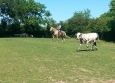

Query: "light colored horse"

xmin=75 ymin=32 xmax=99 ymax=51
xmin=50 ymin=27 xmax=66 ymax=42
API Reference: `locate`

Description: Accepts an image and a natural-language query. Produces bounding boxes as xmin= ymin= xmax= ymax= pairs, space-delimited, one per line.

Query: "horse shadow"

xmin=77 ymin=49 xmax=97 ymax=52
xmin=76 ymin=50 xmax=87 ymax=52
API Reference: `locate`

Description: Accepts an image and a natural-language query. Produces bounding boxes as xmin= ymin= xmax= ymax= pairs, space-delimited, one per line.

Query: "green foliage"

xmin=0 ymin=0 xmax=51 ymax=23
xmin=109 ymin=0 xmax=115 ymax=15
xmin=0 ymin=0 xmax=51 ymax=37
xmin=0 ymin=0 xmax=115 ymax=41
xmin=108 ymin=0 xmax=115 ymax=32
xmin=47 ymin=18 xmax=57 ymax=27
xmin=66 ymin=9 xmax=91 ymax=36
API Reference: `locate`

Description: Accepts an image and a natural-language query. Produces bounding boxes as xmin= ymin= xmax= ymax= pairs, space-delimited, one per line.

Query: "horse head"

xmin=50 ymin=27 xmax=53 ymax=32
xmin=75 ymin=32 xmax=82 ymax=40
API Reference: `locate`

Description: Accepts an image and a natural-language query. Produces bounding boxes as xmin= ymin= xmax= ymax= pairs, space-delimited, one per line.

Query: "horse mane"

xmin=51 ymin=27 xmax=57 ymax=31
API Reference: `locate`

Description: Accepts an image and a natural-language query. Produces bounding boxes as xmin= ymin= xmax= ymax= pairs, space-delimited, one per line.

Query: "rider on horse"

xmin=57 ymin=23 xmax=61 ymax=35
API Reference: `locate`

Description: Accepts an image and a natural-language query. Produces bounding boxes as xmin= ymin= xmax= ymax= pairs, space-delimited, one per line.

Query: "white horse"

xmin=75 ymin=32 xmax=99 ymax=51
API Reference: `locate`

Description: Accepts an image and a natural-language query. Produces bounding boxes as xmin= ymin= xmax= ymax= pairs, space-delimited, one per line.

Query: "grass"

xmin=0 ymin=38 xmax=115 ymax=83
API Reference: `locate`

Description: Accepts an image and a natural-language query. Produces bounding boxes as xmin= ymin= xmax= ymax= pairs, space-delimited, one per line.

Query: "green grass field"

xmin=0 ymin=38 xmax=115 ymax=83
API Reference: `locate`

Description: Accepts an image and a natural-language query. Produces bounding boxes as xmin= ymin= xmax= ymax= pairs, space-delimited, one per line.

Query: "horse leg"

xmin=94 ymin=42 xmax=98 ymax=50
xmin=51 ymin=35 xmax=54 ymax=42
xmin=63 ymin=34 xmax=66 ymax=42
xmin=78 ymin=43 xmax=82 ymax=51
xmin=63 ymin=37 xmax=65 ymax=42
xmin=92 ymin=40 xmax=98 ymax=50
xmin=61 ymin=36 xmax=64 ymax=42
xmin=91 ymin=42 xmax=95 ymax=51
xmin=56 ymin=35 xmax=59 ymax=42
xmin=61 ymin=33 xmax=65 ymax=43
xmin=63 ymin=38 xmax=65 ymax=42
xmin=86 ymin=42 xmax=89 ymax=51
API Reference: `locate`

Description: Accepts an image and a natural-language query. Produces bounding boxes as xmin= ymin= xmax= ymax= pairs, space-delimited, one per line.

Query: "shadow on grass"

xmin=76 ymin=49 xmax=98 ymax=52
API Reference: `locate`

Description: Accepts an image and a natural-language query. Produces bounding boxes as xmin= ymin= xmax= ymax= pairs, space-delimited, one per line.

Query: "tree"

xmin=106 ymin=0 xmax=115 ymax=41
xmin=0 ymin=0 xmax=51 ymax=37
xmin=67 ymin=9 xmax=91 ymax=36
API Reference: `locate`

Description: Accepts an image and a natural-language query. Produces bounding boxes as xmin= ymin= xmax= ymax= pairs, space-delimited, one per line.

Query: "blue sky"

xmin=35 ymin=0 xmax=111 ymax=23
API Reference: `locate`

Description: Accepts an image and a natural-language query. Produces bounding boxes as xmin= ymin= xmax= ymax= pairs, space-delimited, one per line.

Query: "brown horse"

xmin=50 ymin=27 xmax=66 ymax=42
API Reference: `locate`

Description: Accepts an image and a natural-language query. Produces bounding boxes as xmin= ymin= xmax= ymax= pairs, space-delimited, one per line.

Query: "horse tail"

xmin=64 ymin=32 xmax=66 ymax=36
xmin=96 ymin=33 xmax=99 ymax=40
xmin=64 ymin=32 xmax=70 ymax=38
xmin=96 ymin=33 xmax=99 ymax=43
xmin=62 ymin=31 xmax=70 ymax=38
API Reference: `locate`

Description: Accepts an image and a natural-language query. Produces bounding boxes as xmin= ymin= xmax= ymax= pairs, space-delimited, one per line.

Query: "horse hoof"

xmin=90 ymin=49 xmax=92 ymax=51
xmin=77 ymin=50 xmax=80 ymax=52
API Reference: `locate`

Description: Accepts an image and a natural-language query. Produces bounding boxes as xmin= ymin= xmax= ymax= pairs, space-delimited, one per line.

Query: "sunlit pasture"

xmin=0 ymin=38 xmax=115 ymax=83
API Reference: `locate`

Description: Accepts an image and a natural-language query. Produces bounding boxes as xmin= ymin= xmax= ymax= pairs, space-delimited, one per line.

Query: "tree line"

xmin=0 ymin=0 xmax=115 ymax=41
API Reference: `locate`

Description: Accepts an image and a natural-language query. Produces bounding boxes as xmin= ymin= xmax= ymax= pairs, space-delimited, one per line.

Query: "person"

xmin=57 ymin=23 xmax=61 ymax=35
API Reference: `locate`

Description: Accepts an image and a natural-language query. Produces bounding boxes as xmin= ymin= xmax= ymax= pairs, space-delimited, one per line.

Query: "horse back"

xmin=60 ymin=30 xmax=66 ymax=36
